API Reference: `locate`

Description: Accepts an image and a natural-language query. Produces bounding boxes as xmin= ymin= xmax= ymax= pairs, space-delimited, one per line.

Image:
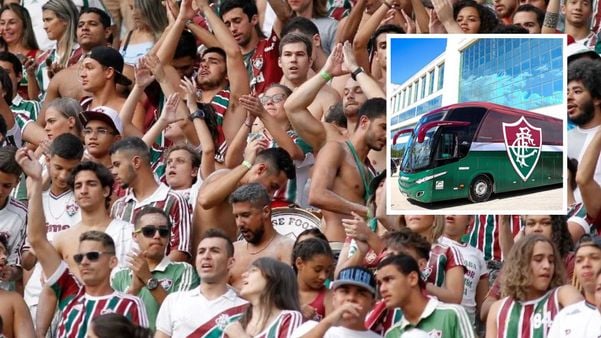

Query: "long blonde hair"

xmin=501 ymin=235 xmax=565 ymax=301
xmin=42 ymin=0 xmax=78 ymax=67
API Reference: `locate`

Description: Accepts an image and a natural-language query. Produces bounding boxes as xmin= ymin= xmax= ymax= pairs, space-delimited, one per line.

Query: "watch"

xmin=351 ymin=67 xmax=364 ymax=81
xmin=146 ymin=277 xmax=159 ymax=290
xmin=190 ymin=109 xmax=206 ymax=121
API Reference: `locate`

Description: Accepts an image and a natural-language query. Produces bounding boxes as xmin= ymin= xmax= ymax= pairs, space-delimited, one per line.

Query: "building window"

xmin=420 ymin=75 xmax=426 ymax=99
xmin=438 ymin=63 xmax=445 ymax=90
xmin=458 ymin=38 xmax=563 ymax=110
xmin=414 ymin=81 xmax=419 ymax=102
xmin=428 ymin=70 xmax=434 ymax=95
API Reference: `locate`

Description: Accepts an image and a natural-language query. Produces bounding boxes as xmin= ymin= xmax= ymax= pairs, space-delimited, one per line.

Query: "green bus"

xmin=393 ymin=102 xmax=563 ymax=203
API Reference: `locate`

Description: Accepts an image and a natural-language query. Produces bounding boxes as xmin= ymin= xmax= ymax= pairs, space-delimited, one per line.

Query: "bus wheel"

xmin=469 ymin=175 xmax=492 ymax=203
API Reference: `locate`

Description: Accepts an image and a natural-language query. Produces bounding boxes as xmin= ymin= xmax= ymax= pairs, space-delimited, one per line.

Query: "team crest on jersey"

xmin=100 ymin=309 xmax=115 ymax=315
xmin=215 ymin=313 xmax=231 ymax=330
xmin=66 ymin=202 xmax=79 ymax=216
xmin=502 ymin=116 xmax=542 ymax=182
xmin=428 ymin=329 xmax=443 ymax=337
xmin=159 ymin=278 xmax=173 ymax=290
xmin=253 ymin=57 xmax=263 ymax=70
xmin=421 ymin=266 xmax=432 ymax=281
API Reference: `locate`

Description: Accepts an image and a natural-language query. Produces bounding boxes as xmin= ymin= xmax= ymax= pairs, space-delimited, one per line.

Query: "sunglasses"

xmin=259 ymin=93 xmax=286 ymax=105
xmin=73 ymin=251 xmax=114 ymax=265
xmin=135 ymin=225 xmax=170 ymax=238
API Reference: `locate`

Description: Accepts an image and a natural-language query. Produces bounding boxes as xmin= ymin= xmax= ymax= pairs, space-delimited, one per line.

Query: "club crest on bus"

xmin=502 ymin=116 xmax=542 ymax=182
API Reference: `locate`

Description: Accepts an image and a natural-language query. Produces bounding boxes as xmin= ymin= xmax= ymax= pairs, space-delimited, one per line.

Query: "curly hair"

xmin=501 ymin=235 xmax=566 ymax=301
xmin=453 ymin=0 xmax=499 ymax=33
xmin=568 ymin=59 xmax=601 ymax=100
xmin=523 ymin=215 xmax=574 ymax=258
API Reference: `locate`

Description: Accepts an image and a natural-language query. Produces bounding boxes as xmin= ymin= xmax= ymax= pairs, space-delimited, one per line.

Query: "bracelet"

xmin=242 ymin=160 xmax=253 ymax=169
xmin=319 ymin=70 xmax=333 ymax=81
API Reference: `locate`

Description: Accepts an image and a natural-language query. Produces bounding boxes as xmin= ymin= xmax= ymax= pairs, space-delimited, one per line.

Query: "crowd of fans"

xmin=0 ymin=0 xmax=598 ymax=337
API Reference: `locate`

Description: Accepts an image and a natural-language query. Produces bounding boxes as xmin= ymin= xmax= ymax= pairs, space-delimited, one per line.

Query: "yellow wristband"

xmin=319 ymin=70 xmax=333 ymax=81
xmin=242 ymin=160 xmax=253 ymax=169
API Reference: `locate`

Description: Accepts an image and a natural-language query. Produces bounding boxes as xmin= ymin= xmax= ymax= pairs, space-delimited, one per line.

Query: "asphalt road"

xmin=389 ymin=173 xmax=565 ymax=213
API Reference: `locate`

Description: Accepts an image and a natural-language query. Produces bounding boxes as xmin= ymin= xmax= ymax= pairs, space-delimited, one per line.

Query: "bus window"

xmin=436 ymin=132 xmax=458 ymax=160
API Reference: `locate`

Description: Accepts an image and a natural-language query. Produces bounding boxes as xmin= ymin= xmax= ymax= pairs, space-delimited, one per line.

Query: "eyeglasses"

xmin=259 ymin=93 xmax=286 ymax=105
xmin=134 ymin=225 xmax=170 ymax=238
xmin=83 ymin=127 xmax=116 ymax=136
xmin=73 ymin=251 xmax=114 ymax=264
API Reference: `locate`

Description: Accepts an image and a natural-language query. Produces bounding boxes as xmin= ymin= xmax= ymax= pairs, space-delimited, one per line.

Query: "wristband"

xmin=319 ymin=70 xmax=333 ymax=81
xmin=242 ymin=160 xmax=253 ymax=169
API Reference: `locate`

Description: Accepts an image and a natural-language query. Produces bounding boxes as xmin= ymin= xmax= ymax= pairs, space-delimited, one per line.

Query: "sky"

xmin=390 ymin=38 xmax=447 ymax=85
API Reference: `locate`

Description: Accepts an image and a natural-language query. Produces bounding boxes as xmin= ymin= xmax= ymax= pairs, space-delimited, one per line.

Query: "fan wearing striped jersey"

xmin=16 ymin=147 xmax=148 ymax=338
xmin=485 ymin=235 xmax=583 ymax=338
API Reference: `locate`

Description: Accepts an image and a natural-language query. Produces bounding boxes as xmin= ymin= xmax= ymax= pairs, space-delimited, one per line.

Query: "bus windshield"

xmin=400 ymin=111 xmax=446 ymax=172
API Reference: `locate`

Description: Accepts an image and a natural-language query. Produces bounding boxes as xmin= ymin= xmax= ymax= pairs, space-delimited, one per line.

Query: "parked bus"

xmin=393 ymin=102 xmax=563 ymax=203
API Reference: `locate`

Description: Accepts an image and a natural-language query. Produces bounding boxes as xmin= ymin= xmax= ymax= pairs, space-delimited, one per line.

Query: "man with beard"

xmin=110 ymin=137 xmax=192 ymax=262
xmin=308 ymin=97 xmax=386 ymax=247
xmin=228 ymin=183 xmax=293 ymax=290
xmin=567 ymin=59 xmax=601 ymax=204
xmin=493 ymin=0 xmax=519 ymax=24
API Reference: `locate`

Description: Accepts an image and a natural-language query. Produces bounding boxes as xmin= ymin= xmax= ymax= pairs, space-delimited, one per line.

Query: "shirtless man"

xmin=308 ymin=97 xmax=386 ymax=246
xmin=227 ymin=183 xmax=293 ymax=290
xmin=279 ymin=33 xmax=340 ymax=121
xmin=284 ymin=42 xmax=384 ymax=154
xmin=194 ymin=147 xmax=295 ymax=247
xmin=44 ymin=7 xmax=113 ymax=104
xmin=0 ymin=237 xmax=35 ymax=338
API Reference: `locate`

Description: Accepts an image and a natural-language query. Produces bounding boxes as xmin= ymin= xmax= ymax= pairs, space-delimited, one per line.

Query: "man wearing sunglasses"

xmin=548 ymin=235 xmax=601 ymax=337
xmin=111 ymin=206 xmax=199 ymax=331
xmin=16 ymin=147 xmax=148 ymax=337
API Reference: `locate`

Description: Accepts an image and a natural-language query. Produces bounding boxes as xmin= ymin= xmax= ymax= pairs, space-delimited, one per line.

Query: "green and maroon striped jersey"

xmin=467 ymin=215 xmax=522 ymax=262
xmin=496 ymin=288 xmax=560 ymax=338
xmin=254 ymin=310 xmax=303 ymax=338
xmin=48 ymin=262 xmax=148 ymax=338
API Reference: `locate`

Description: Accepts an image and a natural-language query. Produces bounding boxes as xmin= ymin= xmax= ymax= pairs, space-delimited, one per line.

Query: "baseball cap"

xmin=79 ymin=106 xmax=123 ymax=135
xmin=330 ymin=266 xmax=377 ymax=295
xmin=576 ymin=234 xmax=601 ymax=252
xmin=567 ymin=43 xmax=600 ymax=64
xmin=86 ymin=46 xmax=132 ymax=86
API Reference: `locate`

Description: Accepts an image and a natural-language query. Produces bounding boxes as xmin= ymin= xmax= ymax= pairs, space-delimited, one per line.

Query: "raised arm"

xmin=575 ymin=129 xmax=601 ymax=222
xmin=266 ymin=0 xmax=293 ymax=37
xmin=284 ymin=44 xmax=348 ymax=152
xmin=119 ymin=62 xmax=154 ymax=138
xmin=411 ymin=0 xmax=431 ymax=33
xmin=142 ymin=93 xmax=184 ymax=146
xmin=432 ymin=0 xmax=463 ymax=33
xmin=239 ymin=94 xmax=305 ymax=160
xmin=197 ymin=0 xmax=249 ymax=142
xmin=335 ymin=0 xmax=367 ymax=44
xmin=342 ymin=41 xmax=385 ymax=98
xmin=15 ymin=148 xmax=62 ymax=278
xmin=223 ymin=112 xmax=253 ymax=168
xmin=352 ymin=3 xmax=391 ymax=73
xmin=542 ymin=0 xmax=560 ymax=33
xmin=181 ymin=77 xmax=216 ymax=178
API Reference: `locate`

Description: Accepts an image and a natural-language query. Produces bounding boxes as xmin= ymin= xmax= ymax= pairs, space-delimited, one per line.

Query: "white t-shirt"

xmin=567 ymin=125 xmax=601 ymax=204
xmin=547 ymin=300 xmax=601 ymax=338
xmin=42 ymin=189 xmax=81 ymax=238
xmin=291 ymin=321 xmax=382 ymax=338
xmin=156 ymin=287 xmax=248 ymax=337
xmin=438 ymin=236 xmax=488 ymax=327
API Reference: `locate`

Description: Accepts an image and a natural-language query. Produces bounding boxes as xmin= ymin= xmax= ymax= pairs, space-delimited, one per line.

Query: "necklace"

xmin=247 ymin=233 xmax=277 ymax=255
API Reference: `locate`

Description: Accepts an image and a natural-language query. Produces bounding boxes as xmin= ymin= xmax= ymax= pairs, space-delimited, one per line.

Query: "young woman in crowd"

xmin=486 ymin=234 xmax=583 ymax=338
xmin=453 ymin=0 xmax=499 ymax=33
xmin=225 ymin=257 xmax=304 ymax=338
xmin=0 ymin=3 xmax=40 ymax=99
xmin=120 ymin=0 xmax=167 ymax=65
xmin=292 ymin=237 xmax=334 ymax=321
xmin=43 ymin=97 xmax=83 ymax=140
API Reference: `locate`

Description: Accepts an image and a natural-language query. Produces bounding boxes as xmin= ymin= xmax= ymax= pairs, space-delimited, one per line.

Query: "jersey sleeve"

xmin=452 ymin=304 xmax=476 ymax=338
xmin=7 ymin=218 xmax=26 ymax=266
xmin=110 ymin=268 xmax=130 ymax=292
xmin=446 ymin=245 xmax=467 ymax=272
xmin=290 ymin=320 xmax=319 ymax=338
xmin=128 ymin=295 xmax=149 ymax=327
xmin=173 ymin=263 xmax=200 ymax=292
xmin=47 ymin=261 xmax=82 ymax=308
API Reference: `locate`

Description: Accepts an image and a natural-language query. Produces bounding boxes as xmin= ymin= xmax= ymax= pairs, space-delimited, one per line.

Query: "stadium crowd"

xmin=0 ymin=0 xmax=599 ymax=337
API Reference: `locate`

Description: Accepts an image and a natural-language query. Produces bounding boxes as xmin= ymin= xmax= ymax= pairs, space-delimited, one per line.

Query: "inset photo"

xmin=387 ymin=35 xmax=566 ymax=214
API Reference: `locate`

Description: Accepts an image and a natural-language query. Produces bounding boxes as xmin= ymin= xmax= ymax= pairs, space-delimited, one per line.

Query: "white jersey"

xmin=438 ymin=236 xmax=488 ymax=327
xmin=0 ymin=197 xmax=27 ymax=291
xmin=567 ymin=125 xmax=601 ymax=204
xmin=173 ymin=177 xmax=202 ymax=213
xmin=42 ymin=189 xmax=81 ymax=239
xmin=291 ymin=321 xmax=382 ymax=338
xmin=547 ymin=300 xmax=601 ymax=338
xmin=156 ymin=287 xmax=248 ymax=337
